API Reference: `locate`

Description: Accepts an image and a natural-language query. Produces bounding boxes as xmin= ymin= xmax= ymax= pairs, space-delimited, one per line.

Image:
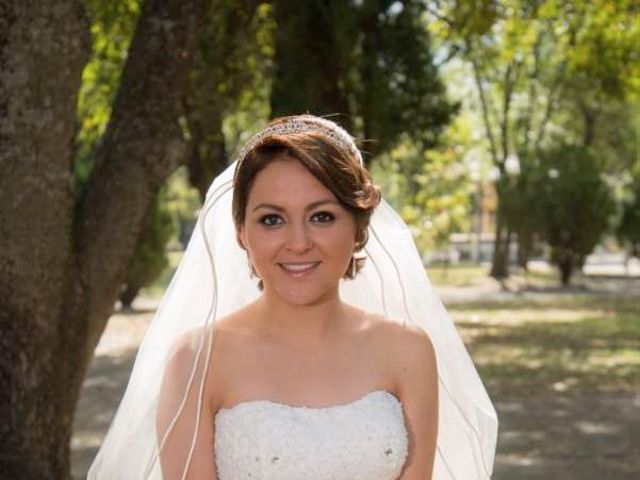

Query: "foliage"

xmin=371 ymin=115 xmax=475 ymax=256
xmin=185 ymin=0 xmax=276 ymax=194
xmin=163 ymin=167 xmax=202 ymax=247
xmin=270 ymin=0 xmax=457 ymax=157
xmin=76 ymin=0 xmax=141 ymax=187
xmin=222 ymin=3 xmax=277 ymax=157
xmin=529 ymin=144 xmax=615 ymax=285
xmin=119 ymin=167 xmax=200 ymax=307
xmin=617 ymin=168 xmax=640 ymax=258
xmin=426 ymin=0 xmax=640 ymax=278
xmin=351 ymin=0 xmax=458 ymax=153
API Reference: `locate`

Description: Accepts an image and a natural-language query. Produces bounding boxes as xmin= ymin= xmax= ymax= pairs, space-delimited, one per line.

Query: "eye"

xmin=259 ymin=214 xmax=283 ymax=227
xmin=311 ymin=211 xmax=335 ymax=224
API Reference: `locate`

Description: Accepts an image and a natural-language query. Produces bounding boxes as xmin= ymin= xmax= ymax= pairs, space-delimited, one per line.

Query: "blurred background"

xmin=1 ymin=1 xmax=637 ymax=479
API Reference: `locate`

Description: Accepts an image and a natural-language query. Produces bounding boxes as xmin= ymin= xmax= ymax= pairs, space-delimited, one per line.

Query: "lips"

xmin=278 ymin=262 xmax=320 ymax=277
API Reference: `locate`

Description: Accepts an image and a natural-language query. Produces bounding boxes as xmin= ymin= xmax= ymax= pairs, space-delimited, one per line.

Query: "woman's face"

xmin=238 ymin=158 xmax=358 ymax=306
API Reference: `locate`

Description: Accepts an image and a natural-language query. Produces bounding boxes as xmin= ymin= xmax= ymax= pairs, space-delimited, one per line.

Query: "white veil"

xmin=87 ymin=116 xmax=498 ymax=479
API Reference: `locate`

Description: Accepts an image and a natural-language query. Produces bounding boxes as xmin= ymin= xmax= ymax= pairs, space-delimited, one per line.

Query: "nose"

xmin=285 ymin=221 xmax=313 ymax=253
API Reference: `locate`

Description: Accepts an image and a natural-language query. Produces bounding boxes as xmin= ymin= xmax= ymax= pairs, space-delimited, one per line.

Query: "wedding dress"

xmin=214 ymin=389 xmax=408 ymax=480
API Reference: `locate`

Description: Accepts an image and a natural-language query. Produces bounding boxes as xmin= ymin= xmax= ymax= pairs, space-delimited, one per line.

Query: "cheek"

xmin=323 ymin=224 xmax=357 ymax=256
xmin=244 ymin=226 xmax=278 ymax=258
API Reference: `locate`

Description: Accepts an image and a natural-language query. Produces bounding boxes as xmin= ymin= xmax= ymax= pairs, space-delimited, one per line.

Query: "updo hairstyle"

xmin=231 ymin=116 xmax=382 ymax=289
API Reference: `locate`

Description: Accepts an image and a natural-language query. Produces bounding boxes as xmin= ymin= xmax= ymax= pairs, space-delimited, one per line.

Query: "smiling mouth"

xmin=278 ymin=262 xmax=321 ymax=277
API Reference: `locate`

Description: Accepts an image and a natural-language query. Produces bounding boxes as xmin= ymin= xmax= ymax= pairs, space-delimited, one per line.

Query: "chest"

xmin=211 ymin=324 xmax=397 ymax=410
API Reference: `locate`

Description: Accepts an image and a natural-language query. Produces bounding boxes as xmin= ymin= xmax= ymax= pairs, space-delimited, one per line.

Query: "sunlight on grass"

xmin=426 ymin=264 xmax=492 ymax=287
xmin=453 ymin=308 xmax=602 ymax=326
xmin=426 ymin=262 xmax=560 ymax=288
xmin=451 ymin=297 xmax=640 ymax=396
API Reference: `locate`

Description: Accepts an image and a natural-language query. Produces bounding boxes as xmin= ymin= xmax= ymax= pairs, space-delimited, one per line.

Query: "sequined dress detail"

xmin=214 ymin=389 xmax=408 ymax=480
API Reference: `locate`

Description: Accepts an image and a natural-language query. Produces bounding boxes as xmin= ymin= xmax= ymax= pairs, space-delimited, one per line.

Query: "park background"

xmin=1 ymin=1 xmax=638 ymax=479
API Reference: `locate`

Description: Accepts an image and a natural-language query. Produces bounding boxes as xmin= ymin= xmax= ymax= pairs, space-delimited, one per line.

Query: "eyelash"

xmin=259 ymin=211 xmax=336 ymax=227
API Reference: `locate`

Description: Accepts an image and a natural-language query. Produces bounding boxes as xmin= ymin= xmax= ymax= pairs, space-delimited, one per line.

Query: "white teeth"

xmin=281 ymin=263 xmax=317 ymax=272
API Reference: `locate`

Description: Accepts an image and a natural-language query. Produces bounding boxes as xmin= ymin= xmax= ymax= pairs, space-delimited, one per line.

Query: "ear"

xmin=353 ymin=221 xmax=365 ymax=251
xmin=237 ymin=226 xmax=248 ymax=250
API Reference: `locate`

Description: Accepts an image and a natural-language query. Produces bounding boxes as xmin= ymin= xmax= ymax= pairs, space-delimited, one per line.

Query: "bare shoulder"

xmin=157 ymin=327 xmax=213 ymax=423
xmin=367 ymin=315 xmax=437 ymax=393
xmin=165 ymin=326 xmax=211 ymax=368
xmin=162 ymin=312 xmax=246 ymax=410
xmin=161 ymin=325 xmax=224 ymax=396
xmin=165 ymin=313 xmax=243 ymax=359
xmin=368 ymin=314 xmax=436 ymax=358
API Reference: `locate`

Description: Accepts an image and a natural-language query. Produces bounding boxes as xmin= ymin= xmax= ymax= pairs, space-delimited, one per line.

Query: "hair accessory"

xmin=235 ymin=115 xmax=364 ymax=167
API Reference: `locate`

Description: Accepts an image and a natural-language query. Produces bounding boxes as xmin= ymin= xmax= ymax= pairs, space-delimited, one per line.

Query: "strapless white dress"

xmin=214 ymin=389 xmax=408 ymax=480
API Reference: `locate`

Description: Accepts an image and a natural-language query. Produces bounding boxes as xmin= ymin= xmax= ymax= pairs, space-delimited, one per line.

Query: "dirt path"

xmin=492 ymin=391 xmax=639 ymax=479
xmin=71 ymin=301 xmax=156 ymax=479
xmin=72 ymin=287 xmax=640 ymax=479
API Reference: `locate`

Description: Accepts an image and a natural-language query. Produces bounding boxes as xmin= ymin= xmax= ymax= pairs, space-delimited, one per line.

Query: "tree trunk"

xmin=517 ymin=231 xmax=531 ymax=271
xmin=551 ymin=247 xmax=577 ymax=287
xmin=119 ymin=285 xmax=140 ymax=309
xmin=559 ymin=258 xmax=573 ymax=286
xmin=0 ymin=2 xmax=91 ymax=477
xmin=490 ymin=199 xmax=510 ymax=280
xmin=0 ymin=0 xmax=210 ymax=477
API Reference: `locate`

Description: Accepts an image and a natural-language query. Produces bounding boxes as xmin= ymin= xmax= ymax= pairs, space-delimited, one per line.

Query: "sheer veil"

xmin=87 ymin=115 xmax=498 ymax=479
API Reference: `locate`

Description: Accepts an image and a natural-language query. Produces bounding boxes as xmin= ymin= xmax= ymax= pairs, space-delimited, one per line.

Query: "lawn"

xmin=451 ymin=295 xmax=639 ymax=396
xmin=435 ymin=275 xmax=639 ymax=479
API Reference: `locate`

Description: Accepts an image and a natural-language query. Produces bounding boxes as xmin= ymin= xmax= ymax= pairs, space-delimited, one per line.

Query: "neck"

xmin=251 ymin=287 xmax=348 ymax=350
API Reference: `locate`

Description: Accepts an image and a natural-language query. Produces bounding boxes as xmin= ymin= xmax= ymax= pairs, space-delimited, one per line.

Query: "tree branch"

xmin=519 ymin=31 xmax=543 ymax=158
xmin=470 ymin=55 xmax=500 ymax=166
xmin=500 ymin=62 xmax=516 ymax=165
xmin=74 ymin=0 xmax=212 ymax=351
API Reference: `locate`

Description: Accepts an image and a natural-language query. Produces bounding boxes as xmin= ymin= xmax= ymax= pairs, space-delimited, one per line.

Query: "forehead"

xmin=247 ymin=159 xmax=338 ymax=206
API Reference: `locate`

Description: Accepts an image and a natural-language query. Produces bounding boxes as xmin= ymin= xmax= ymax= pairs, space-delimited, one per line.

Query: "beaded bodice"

xmin=214 ymin=389 xmax=408 ymax=480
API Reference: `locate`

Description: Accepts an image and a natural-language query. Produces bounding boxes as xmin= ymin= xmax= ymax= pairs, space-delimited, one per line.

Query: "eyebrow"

xmin=251 ymin=199 xmax=340 ymax=213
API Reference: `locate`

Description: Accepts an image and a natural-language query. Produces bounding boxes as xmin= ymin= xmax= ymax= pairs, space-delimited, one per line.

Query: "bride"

xmin=88 ymin=115 xmax=498 ymax=480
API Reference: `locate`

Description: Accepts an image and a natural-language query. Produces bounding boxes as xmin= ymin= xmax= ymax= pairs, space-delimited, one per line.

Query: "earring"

xmin=351 ymin=256 xmax=357 ymax=277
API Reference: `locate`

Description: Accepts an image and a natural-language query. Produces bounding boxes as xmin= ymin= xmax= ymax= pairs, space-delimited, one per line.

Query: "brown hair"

xmin=232 ymin=117 xmax=381 ymax=289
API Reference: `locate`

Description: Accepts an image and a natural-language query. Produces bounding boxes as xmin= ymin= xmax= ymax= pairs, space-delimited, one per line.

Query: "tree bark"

xmin=490 ymin=215 xmax=510 ymax=280
xmin=0 ymin=2 xmax=90 ymax=477
xmin=470 ymin=56 xmax=512 ymax=280
xmin=0 ymin=0 xmax=211 ymax=477
xmin=119 ymin=285 xmax=140 ymax=310
xmin=517 ymin=231 xmax=532 ymax=271
xmin=557 ymin=252 xmax=574 ymax=287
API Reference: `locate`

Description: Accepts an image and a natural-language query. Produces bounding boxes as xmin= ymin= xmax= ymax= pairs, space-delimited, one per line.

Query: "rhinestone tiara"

xmin=234 ymin=115 xmax=364 ymax=166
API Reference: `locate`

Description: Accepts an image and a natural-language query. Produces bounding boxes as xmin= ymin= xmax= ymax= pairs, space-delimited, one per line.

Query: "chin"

xmin=270 ymin=282 xmax=336 ymax=306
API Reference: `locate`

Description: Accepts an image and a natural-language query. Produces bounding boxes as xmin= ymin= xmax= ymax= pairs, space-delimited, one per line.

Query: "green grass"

xmin=426 ymin=263 xmax=492 ymax=287
xmin=426 ymin=262 xmax=561 ymax=288
xmin=451 ymin=295 xmax=640 ymax=396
